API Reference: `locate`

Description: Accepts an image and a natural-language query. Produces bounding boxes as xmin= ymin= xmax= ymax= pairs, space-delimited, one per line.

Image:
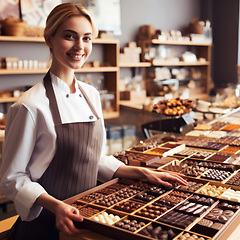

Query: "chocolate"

xmin=136 ymin=204 xmax=169 ymax=219
xmin=210 ymin=121 xmax=228 ymax=130
xmin=115 ymin=218 xmax=146 ymax=232
xmin=155 ymin=191 xmax=190 ymax=207
xmin=177 ymin=181 xmax=204 ymax=192
xmin=226 ymin=172 xmax=240 ymax=186
xmin=131 ymin=140 xmax=158 ymax=151
xmin=211 ymin=222 xmax=224 ymax=230
xmin=160 ymin=142 xmax=182 ymax=148
xmin=221 ymin=124 xmax=240 ymax=131
xmin=205 ymin=208 xmax=223 ymax=221
xmin=113 ymin=201 xmax=143 ymax=213
xmin=220 ymin=146 xmax=240 ymax=154
xmin=207 ymin=152 xmax=231 ymax=162
xmin=203 ymin=141 xmax=227 ymax=150
xmin=201 ymin=169 xmax=232 ymax=181
xmin=139 ymin=223 xmax=178 ymax=239
xmin=198 ymin=218 xmax=213 ymax=227
xmin=218 ymin=215 xmax=228 ymax=223
xmin=134 ymin=192 xmax=157 ymax=202
xmin=129 ymin=181 xmax=154 ymax=191
xmin=176 ymin=201 xmax=209 ymax=217
xmin=176 ymin=232 xmax=207 ymax=240
xmin=218 ymin=202 xmax=240 ymax=211
xmin=146 ymin=147 xmax=169 ymax=155
xmin=80 ymin=192 xmax=103 ymax=202
xmin=159 ymin=210 xmax=197 ymax=228
xmin=146 ymin=186 xmax=167 ymax=196
xmin=78 ymin=206 xmax=100 ymax=217
xmin=188 ymin=195 xmax=214 ymax=206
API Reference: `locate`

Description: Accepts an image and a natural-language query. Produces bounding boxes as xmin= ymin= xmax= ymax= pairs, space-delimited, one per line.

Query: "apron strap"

xmin=43 ymin=71 xmax=62 ymax=125
xmin=77 ymin=82 xmax=100 ymax=120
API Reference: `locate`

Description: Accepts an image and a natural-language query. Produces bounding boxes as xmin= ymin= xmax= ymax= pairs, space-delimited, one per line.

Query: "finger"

xmin=163 ymin=173 xmax=188 ymax=185
xmin=69 ymin=211 xmax=84 ymax=222
xmin=64 ymin=218 xmax=83 ymax=236
xmin=156 ymin=179 xmax=173 ymax=188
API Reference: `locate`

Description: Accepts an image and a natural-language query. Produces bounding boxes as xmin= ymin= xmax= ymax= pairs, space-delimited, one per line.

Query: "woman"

xmin=0 ymin=3 xmax=187 ymax=240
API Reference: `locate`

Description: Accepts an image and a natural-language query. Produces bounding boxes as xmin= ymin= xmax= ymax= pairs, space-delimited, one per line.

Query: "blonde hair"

xmin=44 ymin=2 xmax=98 ymax=42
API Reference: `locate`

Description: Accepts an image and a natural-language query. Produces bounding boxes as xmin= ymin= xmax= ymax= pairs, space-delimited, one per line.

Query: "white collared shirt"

xmin=0 ymin=73 xmax=124 ymax=221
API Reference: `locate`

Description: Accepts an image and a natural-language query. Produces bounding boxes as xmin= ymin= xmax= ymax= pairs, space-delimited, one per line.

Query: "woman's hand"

xmin=143 ymin=170 xmax=187 ymax=188
xmin=36 ymin=193 xmax=85 ymax=236
xmin=113 ymin=165 xmax=188 ymax=188
xmin=55 ymin=201 xmax=84 ymax=236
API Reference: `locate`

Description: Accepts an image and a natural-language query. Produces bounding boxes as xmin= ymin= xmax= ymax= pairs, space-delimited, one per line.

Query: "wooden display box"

xmin=60 ymin=176 xmax=240 ymax=240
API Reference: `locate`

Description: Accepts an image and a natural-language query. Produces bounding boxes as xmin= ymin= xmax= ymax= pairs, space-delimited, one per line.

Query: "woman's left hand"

xmin=143 ymin=170 xmax=187 ymax=188
xmin=113 ymin=165 xmax=188 ymax=188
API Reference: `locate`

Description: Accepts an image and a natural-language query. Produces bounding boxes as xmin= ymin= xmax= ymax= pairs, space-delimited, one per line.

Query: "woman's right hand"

xmin=36 ymin=193 xmax=85 ymax=236
xmin=55 ymin=201 xmax=84 ymax=236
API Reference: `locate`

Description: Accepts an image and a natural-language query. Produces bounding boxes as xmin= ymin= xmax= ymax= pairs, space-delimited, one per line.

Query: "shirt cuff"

xmin=15 ymin=180 xmax=46 ymax=221
xmin=98 ymin=155 xmax=125 ymax=183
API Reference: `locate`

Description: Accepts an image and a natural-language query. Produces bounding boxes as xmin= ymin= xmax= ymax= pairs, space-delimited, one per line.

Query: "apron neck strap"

xmin=43 ymin=71 xmax=62 ymax=125
xmin=77 ymin=82 xmax=100 ymax=119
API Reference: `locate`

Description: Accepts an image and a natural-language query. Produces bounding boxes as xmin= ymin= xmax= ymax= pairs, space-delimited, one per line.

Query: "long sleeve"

xmin=0 ymin=103 xmax=47 ymax=220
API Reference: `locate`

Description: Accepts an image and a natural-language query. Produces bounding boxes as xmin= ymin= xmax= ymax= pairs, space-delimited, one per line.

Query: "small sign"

xmin=182 ymin=113 xmax=195 ymax=125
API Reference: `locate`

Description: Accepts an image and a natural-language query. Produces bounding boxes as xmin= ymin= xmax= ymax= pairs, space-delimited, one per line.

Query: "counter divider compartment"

xmin=173 ymin=230 xmax=212 ymax=240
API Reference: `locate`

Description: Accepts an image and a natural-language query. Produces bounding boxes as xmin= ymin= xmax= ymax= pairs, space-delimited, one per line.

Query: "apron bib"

xmin=10 ymin=71 xmax=103 ymax=240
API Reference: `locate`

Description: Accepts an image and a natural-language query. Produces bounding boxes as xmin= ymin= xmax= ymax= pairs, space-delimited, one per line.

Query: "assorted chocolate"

xmin=115 ymin=218 xmax=146 ymax=232
xmin=69 ymin=177 xmax=240 ymax=240
xmin=198 ymin=184 xmax=228 ymax=197
xmin=113 ymin=201 xmax=143 ymax=213
xmin=78 ymin=206 xmax=100 ymax=217
xmin=177 ymin=181 xmax=204 ymax=192
xmin=154 ymin=190 xmax=190 ymax=207
xmin=113 ymin=151 xmax=161 ymax=166
xmin=175 ymin=195 xmax=214 ymax=217
xmin=225 ymin=171 xmax=240 ymax=186
xmin=201 ymin=168 xmax=232 ymax=181
xmin=136 ymin=204 xmax=169 ymax=219
xmin=158 ymin=210 xmax=197 ymax=228
xmin=68 ymin=110 xmax=240 ymax=239
xmin=139 ymin=223 xmax=179 ymax=239
xmin=131 ymin=140 xmax=158 ymax=151
xmin=206 ymin=152 xmax=231 ymax=162
xmin=152 ymin=98 xmax=194 ymax=116
xmin=176 ymin=232 xmax=207 ymax=240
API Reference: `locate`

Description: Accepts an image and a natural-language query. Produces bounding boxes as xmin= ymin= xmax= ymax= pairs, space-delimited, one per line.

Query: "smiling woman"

xmin=0 ymin=3 xmax=187 ymax=240
xmin=45 ymin=16 xmax=93 ymax=90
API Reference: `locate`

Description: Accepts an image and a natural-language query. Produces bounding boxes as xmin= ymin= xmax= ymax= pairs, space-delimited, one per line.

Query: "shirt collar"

xmin=49 ymin=72 xmax=80 ymax=94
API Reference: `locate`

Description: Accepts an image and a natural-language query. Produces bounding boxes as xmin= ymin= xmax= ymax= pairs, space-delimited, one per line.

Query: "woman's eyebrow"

xmin=63 ymin=30 xmax=92 ymax=36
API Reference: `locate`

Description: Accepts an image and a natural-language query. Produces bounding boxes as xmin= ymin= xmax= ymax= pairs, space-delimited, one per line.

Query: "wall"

xmin=116 ymin=0 xmax=201 ymax=48
xmin=211 ymin=0 xmax=239 ymax=88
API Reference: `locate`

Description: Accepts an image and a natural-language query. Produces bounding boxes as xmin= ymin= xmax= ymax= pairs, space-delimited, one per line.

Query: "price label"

xmin=182 ymin=113 xmax=195 ymax=125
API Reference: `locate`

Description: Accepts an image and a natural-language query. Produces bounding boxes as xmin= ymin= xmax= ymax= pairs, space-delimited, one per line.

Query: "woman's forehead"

xmin=59 ymin=16 xmax=93 ymax=34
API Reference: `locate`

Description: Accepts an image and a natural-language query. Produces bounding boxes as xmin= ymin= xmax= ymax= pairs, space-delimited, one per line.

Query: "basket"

xmin=2 ymin=19 xmax=26 ymax=36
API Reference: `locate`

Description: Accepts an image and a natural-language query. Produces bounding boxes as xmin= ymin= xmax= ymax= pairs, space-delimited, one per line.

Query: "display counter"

xmin=60 ymin=107 xmax=240 ymax=240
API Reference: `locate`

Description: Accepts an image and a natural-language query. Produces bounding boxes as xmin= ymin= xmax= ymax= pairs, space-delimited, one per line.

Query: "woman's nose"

xmin=74 ymin=39 xmax=84 ymax=50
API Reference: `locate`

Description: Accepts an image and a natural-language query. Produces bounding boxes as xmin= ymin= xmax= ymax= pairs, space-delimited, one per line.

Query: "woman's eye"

xmin=84 ymin=36 xmax=92 ymax=41
xmin=65 ymin=34 xmax=75 ymax=39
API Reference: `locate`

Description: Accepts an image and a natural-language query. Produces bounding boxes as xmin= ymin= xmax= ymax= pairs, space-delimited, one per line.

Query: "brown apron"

xmin=9 ymin=71 xmax=103 ymax=240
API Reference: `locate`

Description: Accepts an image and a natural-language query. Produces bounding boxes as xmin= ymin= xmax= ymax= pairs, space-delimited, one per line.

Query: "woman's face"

xmin=48 ymin=16 xmax=93 ymax=71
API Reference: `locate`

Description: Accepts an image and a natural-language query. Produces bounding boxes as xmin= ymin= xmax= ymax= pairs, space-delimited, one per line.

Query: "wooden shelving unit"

xmin=119 ymin=62 xmax=151 ymax=68
xmin=0 ymin=36 xmax=120 ymax=119
xmin=139 ymin=39 xmax=212 ymax=94
xmin=0 ymin=67 xmax=119 ymax=75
